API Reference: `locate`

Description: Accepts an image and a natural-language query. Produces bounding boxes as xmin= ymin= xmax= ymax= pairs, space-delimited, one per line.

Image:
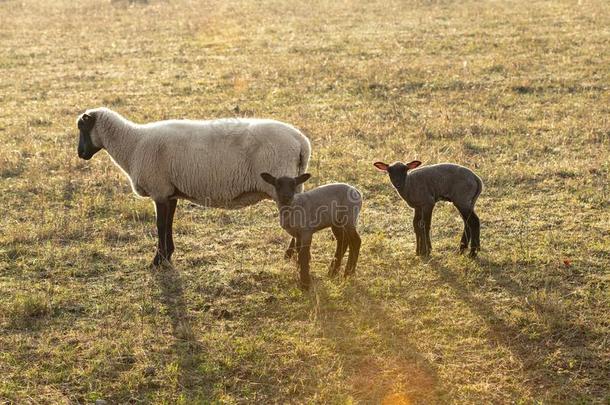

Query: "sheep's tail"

xmin=294 ymin=134 xmax=311 ymax=194
xmin=472 ymin=174 xmax=484 ymax=207
xmin=297 ymin=135 xmax=311 ymax=176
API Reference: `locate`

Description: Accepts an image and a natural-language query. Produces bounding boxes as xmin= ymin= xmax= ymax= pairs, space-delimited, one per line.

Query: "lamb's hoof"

xmin=284 ymin=249 xmax=296 ymax=260
xmin=299 ymin=277 xmax=312 ymax=291
xmin=468 ymin=249 xmax=479 ymax=258
xmin=328 ymin=261 xmax=340 ymax=278
xmin=459 ymin=245 xmax=468 ymax=255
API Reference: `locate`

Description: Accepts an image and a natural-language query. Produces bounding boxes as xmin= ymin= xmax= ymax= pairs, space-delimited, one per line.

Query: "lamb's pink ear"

xmin=406 ymin=160 xmax=422 ymax=169
xmin=373 ymin=162 xmax=389 ymax=172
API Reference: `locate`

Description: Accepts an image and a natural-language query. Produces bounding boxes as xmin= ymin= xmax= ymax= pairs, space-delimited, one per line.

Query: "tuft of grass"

xmin=4 ymin=293 xmax=51 ymax=329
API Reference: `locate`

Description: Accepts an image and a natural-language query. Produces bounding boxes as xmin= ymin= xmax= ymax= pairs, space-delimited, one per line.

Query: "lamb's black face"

xmin=386 ymin=162 xmax=408 ymax=190
xmin=274 ymin=177 xmax=299 ymax=204
xmin=260 ymin=173 xmax=312 ymax=204
xmin=77 ymin=113 xmax=101 ymax=160
xmin=373 ymin=160 xmax=422 ymax=191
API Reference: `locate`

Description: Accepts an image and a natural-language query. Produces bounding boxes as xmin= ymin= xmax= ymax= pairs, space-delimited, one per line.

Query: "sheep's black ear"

xmin=295 ymin=173 xmax=311 ymax=185
xmin=78 ymin=113 xmax=95 ymax=131
xmin=373 ymin=162 xmax=389 ymax=172
xmin=406 ymin=160 xmax=422 ymax=170
xmin=260 ymin=172 xmax=277 ymax=186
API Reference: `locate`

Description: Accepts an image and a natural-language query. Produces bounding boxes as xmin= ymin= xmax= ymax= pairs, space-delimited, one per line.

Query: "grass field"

xmin=1 ymin=0 xmax=609 ymax=403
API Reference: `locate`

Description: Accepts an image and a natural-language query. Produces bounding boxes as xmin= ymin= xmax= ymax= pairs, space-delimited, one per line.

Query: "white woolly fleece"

xmin=85 ymin=107 xmax=311 ymax=207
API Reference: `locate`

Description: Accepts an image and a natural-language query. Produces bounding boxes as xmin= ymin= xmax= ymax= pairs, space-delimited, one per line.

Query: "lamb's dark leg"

xmin=166 ymin=199 xmax=177 ymax=262
xmin=413 ymin=208 xmax=423 ymax=256
xmin=421 ymin=204 xmax=434 ymax=257
xmin=153 ymin=200 xmax=170 ymax=266
xmin=469 ymin=211 xmax=481 ymax=258
xmin=329 ymin=226 xmax=348 ymax=277
xmin=285 ymin=238 xmax=296 ymax=259
xmin=459 ymin=230 xmax=469 ymax=254
xmin=456 ymin=205 xmax=473 ymax=255
xmin=297 ymin=233 xmax=313 ymax=290
xmin=344 ymin=226 xmax=361 ymax=276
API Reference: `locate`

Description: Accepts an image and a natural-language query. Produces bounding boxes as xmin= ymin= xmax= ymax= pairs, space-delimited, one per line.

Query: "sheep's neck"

xmin=100 ymin=119 xmax=141 ymax=174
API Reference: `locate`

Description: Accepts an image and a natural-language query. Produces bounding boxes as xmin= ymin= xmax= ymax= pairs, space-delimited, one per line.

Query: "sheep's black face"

xmin=260 ymin=173 xmax=312 ymax=205
xmin=77 ymin=113 xmax=101 ymax=160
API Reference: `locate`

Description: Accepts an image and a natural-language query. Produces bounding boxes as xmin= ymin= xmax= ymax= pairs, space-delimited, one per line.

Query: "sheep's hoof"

xmin=152 ymin=253 xmax=171 ymax=267
xmin=299 ymin=277 xmax=312 ymax=291
xmin=468 ymin=249 xmax=479 ymax=258
xmin=419 ymin=251 xmax=432 ymax=260
xmin=418 ymin=250 xmax=431 ymax=258
xmin=344 ymin=268 xmax=355 ymax=277
xmin=459 ymin=245 xmax=468 ymax=254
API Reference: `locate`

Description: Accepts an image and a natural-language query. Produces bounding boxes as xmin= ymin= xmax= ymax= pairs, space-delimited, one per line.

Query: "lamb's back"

xmin=295 ymin=183 xmax=362 ymax=230
xmin=303 ymin=183 xmax=361 ymax=206
xmin=409 ymin=163 xmax=478 ymax=204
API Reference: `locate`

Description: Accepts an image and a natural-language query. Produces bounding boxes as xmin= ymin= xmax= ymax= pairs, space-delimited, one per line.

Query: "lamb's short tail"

xmin=472 ymin=174 xmax=484 ymax=207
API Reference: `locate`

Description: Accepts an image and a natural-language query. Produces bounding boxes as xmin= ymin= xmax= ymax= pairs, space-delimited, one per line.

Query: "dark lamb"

xmin=374 ymin=160 xmax=483 ymax=257
xmin=261 ymin=173 xmax=362 ymax=289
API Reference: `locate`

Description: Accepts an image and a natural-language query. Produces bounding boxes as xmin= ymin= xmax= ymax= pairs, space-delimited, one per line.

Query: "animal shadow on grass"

xmin=434 ymin=258 xmax=607 ymax=401
xmin=152 ymin=264 xmax=206 ymax=392
xmin=311 ymin=281 xmax=444 ymax=404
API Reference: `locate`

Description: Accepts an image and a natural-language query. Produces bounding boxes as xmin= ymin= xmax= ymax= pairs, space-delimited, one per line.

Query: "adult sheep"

xmin=76 ymin=107 xmax=311 ymax=266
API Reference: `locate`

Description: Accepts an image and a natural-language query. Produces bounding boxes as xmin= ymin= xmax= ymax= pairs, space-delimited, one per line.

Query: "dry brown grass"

xmin=0 ymin=0 xmax=609 ymax=403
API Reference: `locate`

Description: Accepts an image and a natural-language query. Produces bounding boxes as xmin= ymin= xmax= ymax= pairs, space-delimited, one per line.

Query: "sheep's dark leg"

xmin=166 ymin=199 xmax=177 ymax=262
xmin=329 ymin=226 xmax=348 ymax=277
xmin=469 ymin=211 xmax=481 ymax=258
xmin=344 ymin=227 xmax=361 ymax=276
xmin=413 ymin=208 xmax=424 ymax=256
xmin=297 ymin=233 xmax=313 ymax=290
xmin=153 ymin=200 xmax=170 ymax=266
xmin=284 ymin=238 xmax=296 ymax=260
xmin=421 ymin=204 xmax=434 ymax=257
